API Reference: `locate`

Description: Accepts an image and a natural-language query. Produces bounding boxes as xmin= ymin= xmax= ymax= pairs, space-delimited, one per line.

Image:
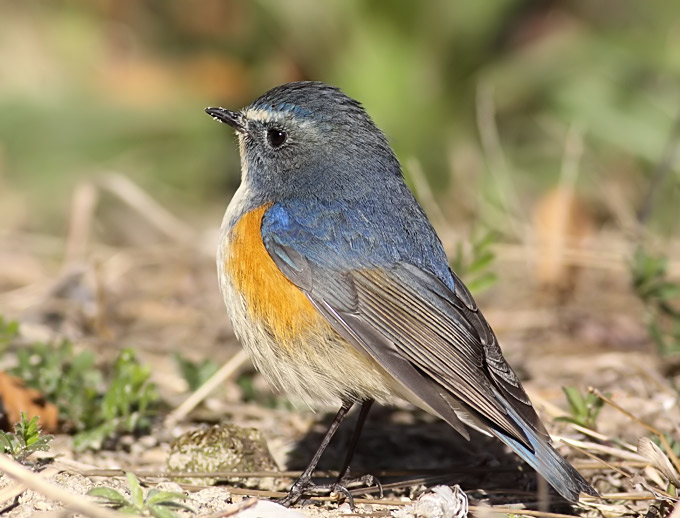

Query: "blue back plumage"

xmin=262 ymin=193 xmax=455 ymax=294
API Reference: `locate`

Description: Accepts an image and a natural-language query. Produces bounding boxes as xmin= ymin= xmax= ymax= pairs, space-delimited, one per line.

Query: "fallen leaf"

xmin=0 ymin=372 xmax=58 ymax=433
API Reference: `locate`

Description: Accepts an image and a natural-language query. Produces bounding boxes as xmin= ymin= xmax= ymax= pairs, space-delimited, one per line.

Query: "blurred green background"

xmin=1 ymin=0 xmax=679 ymax=236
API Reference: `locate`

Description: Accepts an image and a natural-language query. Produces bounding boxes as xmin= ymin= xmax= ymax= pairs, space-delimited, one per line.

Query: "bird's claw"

xmin=279 ymin=470 xmax=381 ymax=510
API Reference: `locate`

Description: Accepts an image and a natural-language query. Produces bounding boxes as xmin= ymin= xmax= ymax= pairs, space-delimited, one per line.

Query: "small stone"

xmin=34 ymin=500 xmax=53 ymax=511
xmin=139 ymin=434 xmax=158 ymax=448
xmin=392 ymin=485 xmax=468 ymax=518
xmin=167 ymin=423 xmax=278 ymax=486
xmin=190 ymin=486 xmax=232 ymax=512
xmin=338 ymin=502 xmax=353 ymax=514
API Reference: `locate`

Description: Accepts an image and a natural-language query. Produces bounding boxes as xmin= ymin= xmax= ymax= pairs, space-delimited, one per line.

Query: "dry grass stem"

xmin=0 ymin=454 xmax=123 ymax=518
xmin=164 ymin=349 xmax=250 ymax=427
xmin=590 ymin=388 xmax=680 ymax=474
xmin=97 ymin=173 xmax=195 ymax=244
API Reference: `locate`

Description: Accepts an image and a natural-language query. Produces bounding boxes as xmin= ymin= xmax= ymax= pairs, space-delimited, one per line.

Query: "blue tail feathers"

xmin=490 ymin=401 xmax=598 ymax=501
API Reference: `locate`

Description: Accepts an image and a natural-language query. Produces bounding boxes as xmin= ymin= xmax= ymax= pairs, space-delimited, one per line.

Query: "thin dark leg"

xmin=336 ymin=399 xmax=373 ymax=480
xmin=280 ymin=400 xmax=354 ymax=507
xmin=334 ymin=399 xmax=383 ymax=503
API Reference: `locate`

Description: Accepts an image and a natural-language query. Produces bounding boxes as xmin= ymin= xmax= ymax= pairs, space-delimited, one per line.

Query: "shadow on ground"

xmin=284 ymin=404 xmax=561 ymax=505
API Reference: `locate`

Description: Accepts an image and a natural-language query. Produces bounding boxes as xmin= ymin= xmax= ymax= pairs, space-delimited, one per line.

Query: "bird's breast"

xmin=221 ymin=203 xmax=324 ymax=347
xmin=217 ymin=202 xmax=402 ymax=407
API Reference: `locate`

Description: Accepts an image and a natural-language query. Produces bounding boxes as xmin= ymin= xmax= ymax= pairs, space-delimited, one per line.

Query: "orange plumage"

xmin=225 ymin=204 xmax=323 ymax=346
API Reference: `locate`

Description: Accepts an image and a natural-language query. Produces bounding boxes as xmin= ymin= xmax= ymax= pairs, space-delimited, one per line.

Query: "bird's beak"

xmin=204 ymin=107 xmax=246 ymax=133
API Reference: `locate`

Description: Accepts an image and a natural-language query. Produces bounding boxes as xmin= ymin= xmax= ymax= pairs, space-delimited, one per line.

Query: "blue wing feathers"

xmin=262 ymin=197 xmax=454 ymax=291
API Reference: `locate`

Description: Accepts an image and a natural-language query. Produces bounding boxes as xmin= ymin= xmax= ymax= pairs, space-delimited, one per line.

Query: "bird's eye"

xmin=267 ymin=128 xmax=287 ymax=148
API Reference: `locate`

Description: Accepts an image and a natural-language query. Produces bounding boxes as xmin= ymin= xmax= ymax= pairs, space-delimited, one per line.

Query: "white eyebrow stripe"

xmin=244 ymin=108 xmax=287 ymax=124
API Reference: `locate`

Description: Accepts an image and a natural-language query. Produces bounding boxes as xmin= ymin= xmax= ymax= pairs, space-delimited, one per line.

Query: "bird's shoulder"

xmin=261 ymin=196 xmax=454 ymax=288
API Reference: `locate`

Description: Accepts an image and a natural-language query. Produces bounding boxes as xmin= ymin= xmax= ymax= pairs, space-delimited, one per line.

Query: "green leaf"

xmin=562 ymin=386 xmax=587 ymax=418
xmin=148 ymin=505 xmax=180 ymax=518
xmin=88 ymin=487 xmax=130 ymax=505
xmin=126 ymin=472 xmax=144 ymax=509
xmin=119 ymin=505 xmax=142 ymax=515
xmin=466 ymin=272 xmax=498 ymax=294
xmin=145 ymin=490 xmax=187 ymax=506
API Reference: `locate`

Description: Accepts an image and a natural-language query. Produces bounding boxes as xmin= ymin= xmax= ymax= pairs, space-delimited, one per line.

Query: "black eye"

xmin=267 ymin=128 xmax=287 ymax=148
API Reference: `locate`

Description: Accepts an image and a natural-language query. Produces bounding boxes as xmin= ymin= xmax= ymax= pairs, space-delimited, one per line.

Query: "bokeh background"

xmin=1 ymin=3 xmax=680 ymax=514
xmin=2 ymin=0 xmax=679 ymax=234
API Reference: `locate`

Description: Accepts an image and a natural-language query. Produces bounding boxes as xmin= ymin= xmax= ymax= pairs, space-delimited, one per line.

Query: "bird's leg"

xmin=336 ymin=399 xmax=372 ymax=481
xmin=280 ymin=400 xmax=354 ymax=507
xmin=331 ymin=399 xmax=383 ymax=504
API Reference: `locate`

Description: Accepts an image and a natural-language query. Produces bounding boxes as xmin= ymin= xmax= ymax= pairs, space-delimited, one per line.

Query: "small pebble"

xmin=338 ymin=502 xmax=353 ymax=514
xmin=34 ymin=501 xmax=53 ymax=511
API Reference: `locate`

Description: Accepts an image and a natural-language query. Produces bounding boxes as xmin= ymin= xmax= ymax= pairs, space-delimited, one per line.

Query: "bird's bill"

xmin=205 ymin=107 xmax=246 ymax=133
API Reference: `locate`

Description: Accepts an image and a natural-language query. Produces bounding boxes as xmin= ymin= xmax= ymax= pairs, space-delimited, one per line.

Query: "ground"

xmin=0 ymin=178 xmax=678 ymax=517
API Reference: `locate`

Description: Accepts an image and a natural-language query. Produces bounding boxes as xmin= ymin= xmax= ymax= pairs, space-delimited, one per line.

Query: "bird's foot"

xmin=279 ymin=470 xmax=382 ymax=510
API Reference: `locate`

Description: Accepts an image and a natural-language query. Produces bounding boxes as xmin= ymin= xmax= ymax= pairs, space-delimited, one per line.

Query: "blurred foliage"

xmin=173 ymin=353 xmax=220 ymax=392
xmin=0 ymin=317 xmax=19 ymax=353
xmin=0 ymin=1 xmax=679 ymax=235
xmin=631 ymin=247 xmax=680 ymax=356
xmin=555 ymin=386 xmax=606 ymax=431
xmin=450 ymin=229 xmax=499 ymax=295
xmin=0 ymin=412 xmax=54 ymax=463
xmin=5 ymin=322 xmax=159 ymax=450
xmin=236 ymin=371 xmax=293 ymax=410
xmin=11 ymin=339 xmax=101 ymax=433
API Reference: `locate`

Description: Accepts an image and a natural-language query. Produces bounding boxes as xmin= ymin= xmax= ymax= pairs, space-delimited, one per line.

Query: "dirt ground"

xmin=0 ymin=180 xmax=679 ymax=517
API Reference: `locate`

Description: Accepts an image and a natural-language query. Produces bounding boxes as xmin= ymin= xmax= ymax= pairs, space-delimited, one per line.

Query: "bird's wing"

xmin=261 ymin=216 xmax=548 ymax=449
xmin=261 ymin=204 xmax=599 ymax=501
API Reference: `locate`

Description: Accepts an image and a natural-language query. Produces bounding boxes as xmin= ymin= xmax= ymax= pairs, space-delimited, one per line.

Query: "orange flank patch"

xmin=226 ymin=204 xmax=324 ymax=345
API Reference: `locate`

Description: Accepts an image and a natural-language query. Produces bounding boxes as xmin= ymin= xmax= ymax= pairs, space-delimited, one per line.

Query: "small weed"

xmin=450 ymin=229 xmax=499 ymax=295
xmin=555 ymin=386 xmax=605 ymax=431
xmin=11 ymin=339 xmax=102 ymax=434
xmin=0 ymin=316 xmax=19 ymax=353
xmin=174 ymin=353 xmax=219 ymax=391
xmin=73 ymin=349 xmax=158 ymax=450
xmin=0 ymin=412 xmax=53 ymax=463
xmin=88 ymin=472 xmax=193 ymax=517
xmin=4 ymin=318 xmax=159 ymax=450
xmin=631 ymin=247 xmax=680 ymax=356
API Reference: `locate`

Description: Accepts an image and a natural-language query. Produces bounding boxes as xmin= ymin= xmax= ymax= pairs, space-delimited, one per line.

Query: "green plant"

xmin=450 ymin=229 xmax=499 ymax=295
xmin=88 ymin=472 xmax=192 ymax=518
xmin=0 ymin=413 xmax=53 ymax=462
xmin=73 ymin=348 xmax=159 ymax=450
xmin=0 ymin=317 xmax=19 ymax=353
xmin=173 ymin=353 xmax=219 ymax=392
xmin=6 ymin=322 xmax=159 ymax=450
xmin=555 ymin=386 xmax=605 ymax=431
xmin=11 ymin=339 xmax=102 ymax=434
xmin=631 ymin=247 xmax=680 ymax=356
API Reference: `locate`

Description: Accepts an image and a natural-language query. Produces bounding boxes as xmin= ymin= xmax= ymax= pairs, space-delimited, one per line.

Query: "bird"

xmin=205 ymin=81 xmax=597 ymax=506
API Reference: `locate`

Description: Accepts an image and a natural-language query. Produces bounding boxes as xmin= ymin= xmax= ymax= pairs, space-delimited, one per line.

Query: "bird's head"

xmin=206 ymin=81 xmax=401 ymax=200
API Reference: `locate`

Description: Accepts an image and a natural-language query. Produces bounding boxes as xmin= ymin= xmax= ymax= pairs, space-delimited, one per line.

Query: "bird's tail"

xmin=485 ymin=394 xmax=598 ymax=501
xmin=491 ymin=426 xmax=598 ymax=501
